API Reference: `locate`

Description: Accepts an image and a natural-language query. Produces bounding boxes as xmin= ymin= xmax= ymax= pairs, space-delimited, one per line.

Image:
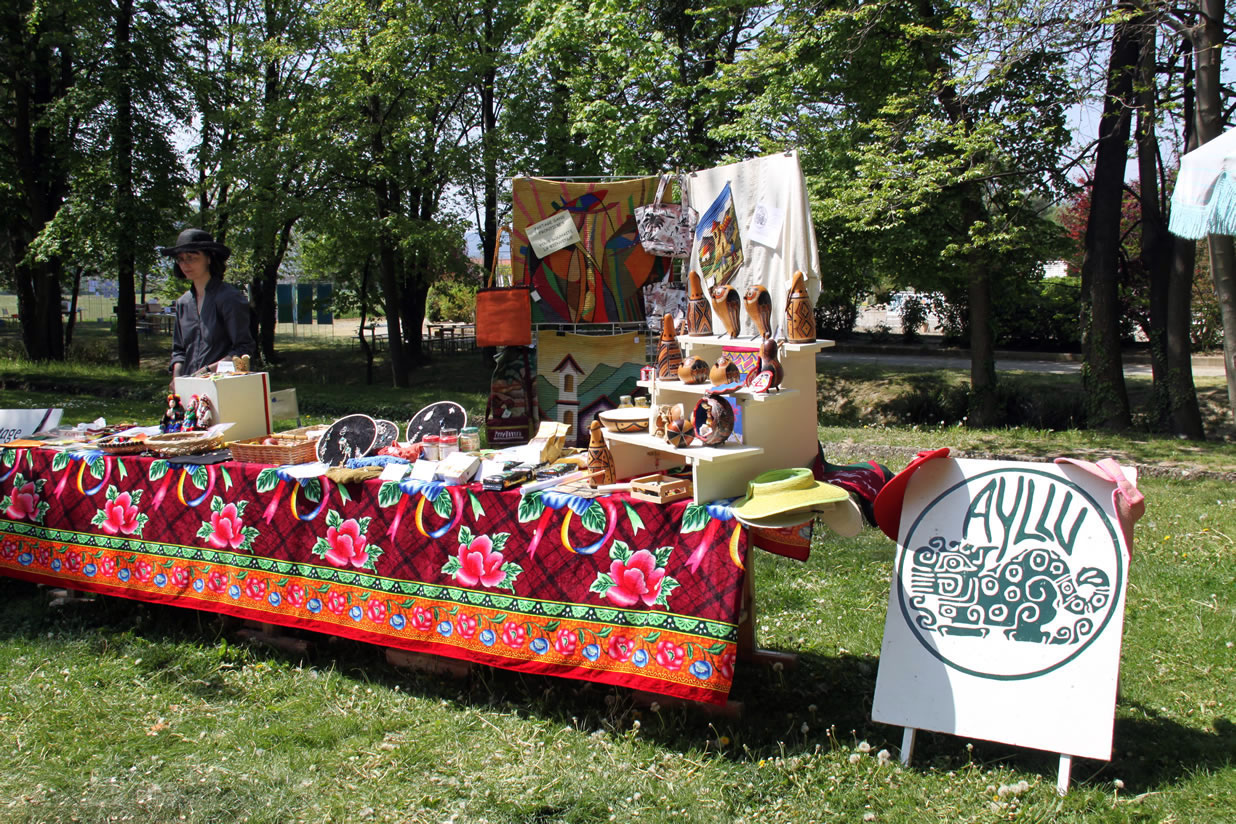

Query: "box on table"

xmin=173 ymin=372 xmax=272 ymax=442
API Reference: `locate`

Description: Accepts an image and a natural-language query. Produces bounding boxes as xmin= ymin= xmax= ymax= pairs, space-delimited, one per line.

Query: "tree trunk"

xmin=64 ymin=266 xmax=83 ymax=349
xmin=1194 ymin=0 xmax=1236 ymax=425
xmin=1168 ymin=236 xmax=1205 ymax=437
xmin=967 ymin=248 xmax=998 ymax=426
xmin=1079 ymin=17 xmax=1137 ymax=430
xmin=113 ymin=0 xmax=140 ymax=369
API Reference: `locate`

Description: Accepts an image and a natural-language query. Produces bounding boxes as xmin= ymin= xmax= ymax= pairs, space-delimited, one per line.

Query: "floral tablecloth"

xmin=0 ymin=447 xmax=748 ymax=703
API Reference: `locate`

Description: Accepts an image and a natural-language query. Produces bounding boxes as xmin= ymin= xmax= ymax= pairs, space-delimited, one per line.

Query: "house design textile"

xmin=0 ymin=447 xmax=751 ymax=704
xmin=535 ymin=331 xmax=644 ymax=447
xmin=511 ymin=176 xmax=671 ymax=324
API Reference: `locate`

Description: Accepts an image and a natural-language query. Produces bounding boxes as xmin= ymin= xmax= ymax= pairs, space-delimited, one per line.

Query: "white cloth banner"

xmin=687 ymin=150 xmax=820 ymax=338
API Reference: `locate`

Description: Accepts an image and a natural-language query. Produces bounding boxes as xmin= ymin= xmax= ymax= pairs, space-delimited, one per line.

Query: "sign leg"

xmin=1056 ymin=754 xmax=1072 ymax=796
xmin=899 ymin=727 xmax=917 ymax=766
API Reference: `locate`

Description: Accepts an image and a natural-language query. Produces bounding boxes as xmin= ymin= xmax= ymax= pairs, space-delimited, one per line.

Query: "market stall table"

xmin=0 ymin=447 xmax=758 ymax=704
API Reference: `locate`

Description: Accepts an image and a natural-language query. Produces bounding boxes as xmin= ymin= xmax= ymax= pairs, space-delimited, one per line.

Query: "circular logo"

xmin=896 ymin=468 xmax=1124 ymax=680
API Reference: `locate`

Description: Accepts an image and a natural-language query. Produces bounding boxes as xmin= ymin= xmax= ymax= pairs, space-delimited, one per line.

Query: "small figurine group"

xmin=161 ymin=393 xmax=214 ymax=434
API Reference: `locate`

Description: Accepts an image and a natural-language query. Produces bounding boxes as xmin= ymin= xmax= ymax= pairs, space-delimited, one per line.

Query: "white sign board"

xmin=0 ymin=408 xmax=63 ymax=442
xmin=525 ymin=211 xmax=581 ymax=258
xmin=872 ymin=458 xmax=1132 ymax=761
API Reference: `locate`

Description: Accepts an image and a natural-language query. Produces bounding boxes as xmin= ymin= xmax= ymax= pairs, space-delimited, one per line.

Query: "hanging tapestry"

xmin=535 ymin=330 xmax=645 ymax=447
xmin=694 ymin=181 xmax=744 ymax=286
xmin=512 ymin=177 xmax=670 ymax=324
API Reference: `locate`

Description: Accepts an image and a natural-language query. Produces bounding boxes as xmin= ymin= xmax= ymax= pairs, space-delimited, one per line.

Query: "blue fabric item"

xmin=345 ymin=455 xmax=410 ymax=469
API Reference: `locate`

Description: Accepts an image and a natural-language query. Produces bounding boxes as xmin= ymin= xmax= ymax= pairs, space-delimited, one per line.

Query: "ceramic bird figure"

xmin=686 ymin=271 xmax=713 ymax=336
xmin=748 ymin=335 xmax=784 ymax=392
xmin=709 ymin=355 xmax=740 ymax=386
xmin=709 ymin=284 xmax=741 ymax=338
xmin=743 ymin=285 xmax=772 ymax=339
xmin=656 ymin=313 xmax=683 ymax=379
xmin=677 ymin=356 xmax=709 ymax=384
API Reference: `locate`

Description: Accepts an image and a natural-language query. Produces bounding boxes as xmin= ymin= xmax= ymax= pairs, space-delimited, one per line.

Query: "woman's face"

xmin=176 ymin=250 xmax=209 ymax=281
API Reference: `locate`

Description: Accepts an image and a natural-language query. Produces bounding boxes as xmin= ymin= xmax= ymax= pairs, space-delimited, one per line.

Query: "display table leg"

xmin=899 ymin=727 xmax=917 ymax=765
xmin=1056 ymin=754 xmax=1072 ymax=796
xmin=234 ymin=621 xmax=311 ymax=655
xmin=735 ymin=552 xmax=798 ymax=670
xmin=385 ymin=648 xmax=473 ymax=679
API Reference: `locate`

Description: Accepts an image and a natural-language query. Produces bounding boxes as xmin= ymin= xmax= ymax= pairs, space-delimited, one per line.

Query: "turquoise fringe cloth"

xmin=1170 ymin=171 xmax=1236 ymax=239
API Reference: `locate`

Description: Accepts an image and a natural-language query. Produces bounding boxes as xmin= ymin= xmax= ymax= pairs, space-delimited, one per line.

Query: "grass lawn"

xmin=0 ymin=331 xmax=1233 ymax=823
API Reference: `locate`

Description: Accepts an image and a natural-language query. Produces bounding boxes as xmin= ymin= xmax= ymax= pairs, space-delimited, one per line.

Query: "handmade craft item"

xmin=476 ymin=224 xmax=533 ymax=347
xmin=586 ymin=420 xmax=616 ymax=487
xmin=405 ymin=401 xmax=467 ymax=444
xmin=656 ymin=314 xmax=683 ymax=380
xmin=161 ymin=394 xmax=185 ymax=434
xmin=317 ymin=414 xmax=379 ymax=466
xmin=785 ymin=271 xmax=816 ymax=343
xmin=182 ymin=397 xmax=198 ymax=431
xmin=686 ymin=271 xmax=713 ymax=336
xmin=372 ymin=420 xmax=400 ymax=454
xmin=678 ymin=356 xmax=709 ymax=385
xmin=598 ymin=407 xmax=649 ymax=433
xmin=709 ymin=355 xmax=740 ymax=386
xmin=194 ymin=395 xmax=215 ymax=430
xmin=691 ymin=395 xmax=736 ymax=446
xmin=634 ymin=173 xmax=698 ymax=258
xmin=231 ymin=354 xmax=251 ymax=373
xmin=665 ymin=417 xmax=693 ymax=448
xmin=536 ymin=330 xmax=644 ymax=447
xmin=652 ymin=404 xmax=674 ymax=439
xmin=744 ymin=284 xmax=773 ymax=339
xmin=695 ymin=181 xmax=743 ymax=286
xmin=746 ymin=336 xmax=784 ymax=392
xmin=710 ymin=284 xmax=741 ymax=338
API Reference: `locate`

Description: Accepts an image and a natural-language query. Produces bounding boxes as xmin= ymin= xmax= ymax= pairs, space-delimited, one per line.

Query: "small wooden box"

xmin=629 ymin=474 xmax=693 ymax=504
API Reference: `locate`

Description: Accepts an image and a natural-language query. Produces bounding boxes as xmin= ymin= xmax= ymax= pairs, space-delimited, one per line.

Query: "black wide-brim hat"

xmin=160 ymin=228 xmax=231 ymax=262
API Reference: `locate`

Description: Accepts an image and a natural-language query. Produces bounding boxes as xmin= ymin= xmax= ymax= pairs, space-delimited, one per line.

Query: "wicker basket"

xmin=95 ymin=436 xmax=150 ymax=456
xmin=228 ymin=434 xmax=318 ymax=465
xmin=144 ymin=431 xmax=224 ymax=457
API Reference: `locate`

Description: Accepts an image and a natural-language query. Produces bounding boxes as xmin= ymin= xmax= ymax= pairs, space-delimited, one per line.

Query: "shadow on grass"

xmin=2 ymin=577 xmax=1229 ymax=793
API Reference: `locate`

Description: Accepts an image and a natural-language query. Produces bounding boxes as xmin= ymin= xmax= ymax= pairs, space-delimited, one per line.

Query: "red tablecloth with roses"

xmin=0 ymin=447 xmax=750 ymax=703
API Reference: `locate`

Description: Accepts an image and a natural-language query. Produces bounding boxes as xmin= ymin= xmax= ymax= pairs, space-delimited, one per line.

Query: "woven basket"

xmin=228 ymin=435 xmax=317 ymax=465
xmin=95 ymin=436 xmax=150 ymax=456
xmin=145 ymin=431 xmax=223 ymax=457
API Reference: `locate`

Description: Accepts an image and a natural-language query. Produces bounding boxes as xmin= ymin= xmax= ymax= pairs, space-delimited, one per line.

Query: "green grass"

xmin=0 ymin=334 xmax=1233 ymax=822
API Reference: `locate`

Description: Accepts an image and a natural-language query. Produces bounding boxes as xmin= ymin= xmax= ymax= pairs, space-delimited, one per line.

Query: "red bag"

xmin=475 ymin=226 xmax=532 ymax=347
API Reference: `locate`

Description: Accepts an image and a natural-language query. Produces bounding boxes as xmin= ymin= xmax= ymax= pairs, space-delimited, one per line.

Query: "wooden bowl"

xmin=598 ymin=407 xmax=650 ymax=433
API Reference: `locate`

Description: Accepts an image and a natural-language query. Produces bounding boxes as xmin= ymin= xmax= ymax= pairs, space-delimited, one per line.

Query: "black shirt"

xmin=170 ymin=278 xmax=257 ymax=375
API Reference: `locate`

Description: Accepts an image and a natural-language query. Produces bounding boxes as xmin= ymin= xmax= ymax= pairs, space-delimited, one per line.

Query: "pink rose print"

xmin=327 ymin=591 xmax=348 ymax=615
xmin=717 ymin=650 xmax=736 ymax=681
xmin=244 ymin=577 xmax=268 ymax=601
xmin=134 ymin=559 xmax=153 ymax=582
xmin=502 ymin=622 xmax=526 ymax=649
xmin=553 ymin=628 xmax=578 ymax=656
xmin=284 ymin=582 xmax=306 ymax=608
xmin=99 ymin=555 xmax=117 ymax=577
xmin=100 ymin=492 xmax=141 ymax=535
xmin=0 ymin=540 xmax=17 ymax=560
xmin=366 ymin=599 xmax=387 ymax=624
xmin=35 ymin=546 xmax=52 ymax=567
xmin=455 ymin=535 xmax=506 ymax=588
xmin=66 ymin=552 xmax=82 ymax=572
xmin=607 ymin=635 xmax=635 ymax=662
xmin=606 ymin=550 xmax=666 ymax=608
xmin=208 ymin=504 xmax=246 ymax=549
xmin=171 ymin=566 xmax=190 ymax=588
xmin=207 ymin=570 xmax=229 ymax=594
xmin=655 ymin=640 xmax=686 ymax=671
xmin=411 ymin=606 xmax=434 ymax=631
xmin=4 ymin=482 xmax=40 ymax=521
xmin=455 ymin=613 xmax=478 ymax=639
xmin=311 ymin=511 xmax=383 ymax=572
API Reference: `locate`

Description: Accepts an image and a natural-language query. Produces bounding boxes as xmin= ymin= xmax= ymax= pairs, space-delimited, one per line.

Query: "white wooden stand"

xmin=897 ymin=726 xmax=1075 ymax=795
xmin=604 ymin=335 xmax=832 ymax=503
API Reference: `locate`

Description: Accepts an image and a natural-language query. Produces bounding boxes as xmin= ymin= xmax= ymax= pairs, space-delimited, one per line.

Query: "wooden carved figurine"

xmin=746 ymin=335 xmax=784 ymax=392
xmin=709 ymin=284 xmax=741 ymax=338
xmin=656 ymin=313 xmax=683 ymax=380
xmin=586 ymin=420 xmax=616 ymax=487
xmin=743 ymin=284 xmax=772 ymax=339
xmin=677 ymin=356 xmax=709 ymax=385
xmin=785 ymin=271 xmax=816 ymax=343
xmin=709 ymin=355 xmax=740 ymax=386
xmin=686 ymin=271 xmax=713 ymax=336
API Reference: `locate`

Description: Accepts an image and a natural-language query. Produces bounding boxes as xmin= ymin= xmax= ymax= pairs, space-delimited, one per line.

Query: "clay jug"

xmin=686 ymin=272 xmax=713 ymax=336
xmin=709 ymin=355 xmax=740 ymax=386
xmin=678 ymin=356 xmax=709 ymax=384
xmin=656 ymin=313 xmax=683 ymax=379
xmin=743 ymin=285 xmax=772 ymax=339
xmin=710 ymin=284 xmax=741 ymax=338
xmin=785 ymin=271 xmax=815 ymax=343
xmin=586 ymin=420 xmax=616 ymax=487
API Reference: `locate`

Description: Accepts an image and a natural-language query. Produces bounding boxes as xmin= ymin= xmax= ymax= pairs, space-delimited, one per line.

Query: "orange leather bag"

xmin=475 ymin=226 xmax=532 ymax=347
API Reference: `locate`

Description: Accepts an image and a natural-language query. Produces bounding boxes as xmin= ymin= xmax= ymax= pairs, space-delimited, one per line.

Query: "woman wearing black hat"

xmin=161 ymin=228 xmax=257 ymax=379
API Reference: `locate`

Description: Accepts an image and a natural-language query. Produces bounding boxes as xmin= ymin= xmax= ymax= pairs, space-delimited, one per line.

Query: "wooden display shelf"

xmin=603 ymin=429 xmax=763 ymax=463
xmin=636 ymin=380 xmax=800 ymax=403
xmin=676 ymin=334 xmax=835 ymax=352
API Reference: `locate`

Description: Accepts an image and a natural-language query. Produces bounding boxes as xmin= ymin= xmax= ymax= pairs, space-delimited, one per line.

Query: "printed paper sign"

xmin=526 ymin=211 xmax=581 ymax=258
xmin=747 ymin=202 xmax=784 ymax=248
xmin=871 ymin=458 xmax=1133 ymax=761
xmin=0 ymin=408 xmax=63 ymax=442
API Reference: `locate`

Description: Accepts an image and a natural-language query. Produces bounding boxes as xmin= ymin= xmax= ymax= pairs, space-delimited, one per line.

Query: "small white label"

xmin=215 ymin=360 xmax=236 ymax=374
xmin=410 ymin=459 xmax=438 ymax=481
xmin=283 ymin=461 xmax=328 ymax=478
xmin=526 ymin=211 xmax=581 ymax=257
xmin=379 ymin=463 xmax=409 ymax=482
xmin=747 ymin=202 xmax=784 ymax=248
xmin=530 ymin=289 xmax=542 ymax=302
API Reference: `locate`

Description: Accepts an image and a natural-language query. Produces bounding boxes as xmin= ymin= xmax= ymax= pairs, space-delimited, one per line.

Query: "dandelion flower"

xmin=877 ymin=749 xmax=891 ymax=765
xmin=849 ymin=753 xmax=862 ymax=764
xmin=858 ymin=740 xmax=872 ymax=753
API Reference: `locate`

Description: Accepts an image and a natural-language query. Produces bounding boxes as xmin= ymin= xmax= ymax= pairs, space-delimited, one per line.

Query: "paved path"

xmin=820 ymin=349 xmax=1227 ymax=377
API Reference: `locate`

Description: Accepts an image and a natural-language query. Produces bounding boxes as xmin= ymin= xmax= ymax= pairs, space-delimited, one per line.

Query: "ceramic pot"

xmin=785 ymin=271 xmax=815 ymax=343
xmin=691 ymin=396 xmax=735 ymax=446
xmin=656 ymin=313 xmax=683 ymax=379
xmin=665 ymin=418 xmax=693 ymax=448
xmin=686 ymin=272 xmax=713 ymax=336
xmin=586 ymin=420 xmax=616 ymax=486
xmin=744 ymin=285 xmax=772 ymax=338
xmin=709 ymin=284 xmax=741 ymax=337
xmin=678 ymin=356 xmax=709 ymax=384
xmin=709 ymin=355 xmax=740 ymax=386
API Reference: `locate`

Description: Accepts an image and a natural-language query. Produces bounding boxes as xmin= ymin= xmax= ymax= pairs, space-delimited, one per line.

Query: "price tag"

xmin=526 ymin=211 xmax=580 ymax=257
